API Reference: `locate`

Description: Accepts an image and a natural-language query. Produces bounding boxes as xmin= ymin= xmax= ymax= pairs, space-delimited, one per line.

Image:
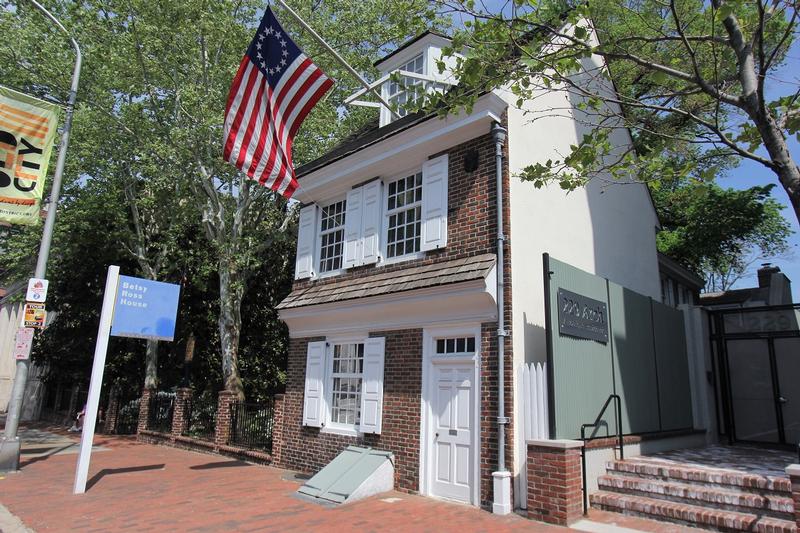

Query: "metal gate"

xmin=710 ymin=304 xmax=800 ymax=447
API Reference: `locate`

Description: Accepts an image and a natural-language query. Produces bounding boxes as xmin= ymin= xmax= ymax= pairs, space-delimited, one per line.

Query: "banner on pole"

xmin=0 ymin=86 xmax=60 ymax=225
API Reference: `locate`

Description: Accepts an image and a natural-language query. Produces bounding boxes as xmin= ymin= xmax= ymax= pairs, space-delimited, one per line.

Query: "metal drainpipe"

xmin=491 ymin=122 xmax=508 ymax=473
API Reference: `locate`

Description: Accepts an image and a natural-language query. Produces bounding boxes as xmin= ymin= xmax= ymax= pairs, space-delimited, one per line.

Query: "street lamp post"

xmin=0 ymin=0 xmax=82 ymax=472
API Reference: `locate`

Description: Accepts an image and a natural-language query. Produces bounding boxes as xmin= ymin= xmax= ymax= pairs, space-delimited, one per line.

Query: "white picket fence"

xmin=521 ymin=361 xmax=549 ymax=440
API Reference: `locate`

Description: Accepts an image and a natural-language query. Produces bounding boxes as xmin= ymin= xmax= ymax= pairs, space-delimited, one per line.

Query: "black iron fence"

xmin=229 ymin=399 xmax=275 ymax=451
xmin=115 ymin=398 xmax=141 ymax=435
xmin=183 ymin=396 xmax=217 ymax=441
xmin=147 ymin=393 xmax=174 ymax=433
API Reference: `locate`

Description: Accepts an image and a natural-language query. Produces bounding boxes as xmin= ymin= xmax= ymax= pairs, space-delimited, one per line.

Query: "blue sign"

xmin=110 ymin=275 xmax=180 ymax=341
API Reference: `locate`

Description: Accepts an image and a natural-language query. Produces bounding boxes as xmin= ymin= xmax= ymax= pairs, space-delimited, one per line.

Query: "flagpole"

xmin=274 ymin=0 xmax=401 ymax=119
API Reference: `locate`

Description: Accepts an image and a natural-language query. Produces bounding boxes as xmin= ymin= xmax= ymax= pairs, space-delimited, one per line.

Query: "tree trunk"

xmin=144 ymin=339 xmax=159 ymax=389
xmin=750 ymin=110 xmax=800 ymax=225
xmin=218 ymin=262 xmax=245 ymax=400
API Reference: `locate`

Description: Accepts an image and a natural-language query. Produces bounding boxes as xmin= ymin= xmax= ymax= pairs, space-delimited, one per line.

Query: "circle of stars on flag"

xmin=254 ymin=25 xmax=290 ymax=75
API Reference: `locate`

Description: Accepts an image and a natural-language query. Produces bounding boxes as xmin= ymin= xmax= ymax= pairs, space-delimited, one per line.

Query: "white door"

xmin=431 ymin=363 xmax=474 ymax=503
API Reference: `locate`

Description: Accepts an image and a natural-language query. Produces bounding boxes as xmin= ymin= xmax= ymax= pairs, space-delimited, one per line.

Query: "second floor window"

xmin=386 ymin=172 xmax=422 ymax=258
xmin=319 ymin=200 xmax=346 ymax=273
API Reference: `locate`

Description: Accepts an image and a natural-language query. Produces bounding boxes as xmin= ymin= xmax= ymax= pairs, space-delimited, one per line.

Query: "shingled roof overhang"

xmin=278 ymin=254 xmax=498 ymax=337
xmin=278 ymin=254 xmax=496 ymax=310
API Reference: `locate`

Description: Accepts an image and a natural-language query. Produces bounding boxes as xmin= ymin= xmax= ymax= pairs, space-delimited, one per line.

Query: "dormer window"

xmin=343 ymin=32 xmax=457 ymax=128
xmin=385 ymin=54 xmax=426 ymax=119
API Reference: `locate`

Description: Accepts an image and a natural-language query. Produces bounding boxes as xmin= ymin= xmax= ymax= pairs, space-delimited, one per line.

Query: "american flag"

xmin=223 ymin=7 xmax=333 ymax=198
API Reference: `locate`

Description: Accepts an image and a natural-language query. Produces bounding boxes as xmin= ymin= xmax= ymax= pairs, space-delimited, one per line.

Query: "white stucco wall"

xmin=500 ymin=22 xmax=662 ymax=506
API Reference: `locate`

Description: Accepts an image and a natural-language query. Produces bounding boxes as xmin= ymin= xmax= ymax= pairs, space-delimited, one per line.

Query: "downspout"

xmin=491 ymin=121 xmax=511 ymax=514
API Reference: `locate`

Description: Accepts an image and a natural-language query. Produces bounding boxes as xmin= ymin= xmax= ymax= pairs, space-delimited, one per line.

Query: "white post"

xmin=73 ymin=265 xmax=119 ymax=494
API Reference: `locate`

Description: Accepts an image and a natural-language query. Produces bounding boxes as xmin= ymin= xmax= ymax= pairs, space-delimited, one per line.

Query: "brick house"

xmin=274 ymin=31 xmax=660 ymax=514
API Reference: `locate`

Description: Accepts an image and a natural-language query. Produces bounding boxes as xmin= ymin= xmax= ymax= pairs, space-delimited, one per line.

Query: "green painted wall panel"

xmin=652 ymin=302 xmax=694 ymax=431
xmin=608 ymin=282 xmax=661 ymax=434
xmin=548 ymin=257 xmax=616 ymax=439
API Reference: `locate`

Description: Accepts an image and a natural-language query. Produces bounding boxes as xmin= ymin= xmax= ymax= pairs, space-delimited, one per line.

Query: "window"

xmin=319 ymin=200 xmax=346 ymax=273
xmin=329 ymin=343 xmax=364 ymax=426
xmin=386 ymin=172 xmax=423 ymax=258
xmin=436 ymin=337 xmax=476 ymax=355
xmin=386 ymin=54 xmax=425 ymax=118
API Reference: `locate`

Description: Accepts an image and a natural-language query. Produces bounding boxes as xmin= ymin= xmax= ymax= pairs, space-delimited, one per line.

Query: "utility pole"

xmin=0 ymin=0 xmax=82 ymax=472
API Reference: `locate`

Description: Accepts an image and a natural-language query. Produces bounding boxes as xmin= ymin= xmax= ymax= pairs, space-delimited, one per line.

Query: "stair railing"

xmin=579 ymin=393 xmax=624 ymax=515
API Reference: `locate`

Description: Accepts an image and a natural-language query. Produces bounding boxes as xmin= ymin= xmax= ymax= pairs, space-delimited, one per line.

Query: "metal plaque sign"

xmin=110 ymin=275 xmax=180 ymax=341
xmin=557 ymin=288 xmax=608 ymax=343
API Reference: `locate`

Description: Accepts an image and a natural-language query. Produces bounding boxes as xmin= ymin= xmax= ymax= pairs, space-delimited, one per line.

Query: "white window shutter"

xmin=359 ymin=337 xmax=385 ymax=434
xmin=360 ymin=180 xmax=383 ymax=265
xmin=302 ymin=341 xmax=327 ymax=427
xmin=343 ymin=187 xmax=363 ymax=268
xmin=421 ymin=154 xmax=449 ymax=251
xmin=294 ymin=205 xmax=317 ymax=280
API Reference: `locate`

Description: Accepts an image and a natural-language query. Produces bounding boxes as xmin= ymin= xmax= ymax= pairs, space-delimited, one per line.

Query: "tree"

xmin=653 ymin=179 xmax=791 ymax=290
xmin=2 ymin=0 xmax=447 ymax=399
xmin=430 ymin=0 xmax=800 ymax=224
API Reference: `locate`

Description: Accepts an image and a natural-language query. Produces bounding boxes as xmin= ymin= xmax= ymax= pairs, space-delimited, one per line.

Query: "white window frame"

xmin=322 ymin=334 xmax=367 ymax=436
xmin=382 ymin=53 xmax=426 ymax=124
xmin=381 ymin=168 xmax=425 ymax=265
xmin=315 ymin=196 xmax=347 ymax=278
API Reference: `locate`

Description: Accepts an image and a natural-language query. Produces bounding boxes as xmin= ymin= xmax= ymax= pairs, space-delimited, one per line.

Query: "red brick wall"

xmin=291 ymin=118 xmax=510 ymax=292
xmin=280 ymin=117 xmax=515 ymax=510
xmin=278 ymin=330 xmax=424 ymax=493
xmin=527 ymin=442 xmax=583 ymax=526
xmin=788 ymin=467 xmax=800 ymax=528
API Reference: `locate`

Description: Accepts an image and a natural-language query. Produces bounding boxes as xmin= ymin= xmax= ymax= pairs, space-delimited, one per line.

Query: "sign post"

xmin=73 ymin=265 xmax=119 ymax=494
xmin=73 ymin=268 xmax=180 ymax=494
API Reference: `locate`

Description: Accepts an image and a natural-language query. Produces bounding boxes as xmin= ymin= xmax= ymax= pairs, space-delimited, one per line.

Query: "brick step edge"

xmin=590 ymin=491 xmax=797 ymax=533
xmin=597 ymin=474 xmax=795 ymax=519
xmin=607 ymin=460 xmax=792 ymax=494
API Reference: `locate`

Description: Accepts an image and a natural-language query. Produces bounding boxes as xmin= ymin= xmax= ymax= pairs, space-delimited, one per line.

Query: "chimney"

xmin=757 ymin=263 xmax=780 ymax=288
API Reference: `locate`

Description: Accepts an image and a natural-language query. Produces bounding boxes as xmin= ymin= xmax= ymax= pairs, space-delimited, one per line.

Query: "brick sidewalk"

xmin=0 ymin=430 xmax=564 ymax=532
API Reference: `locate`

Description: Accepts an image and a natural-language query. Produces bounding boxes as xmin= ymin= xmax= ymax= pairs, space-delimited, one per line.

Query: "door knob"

xmin=778 ymin=396 xmax=788 ymax=404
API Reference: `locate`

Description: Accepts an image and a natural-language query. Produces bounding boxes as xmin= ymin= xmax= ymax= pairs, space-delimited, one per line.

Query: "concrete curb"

xmin=0 ymin=502 xmax=34 ymax=533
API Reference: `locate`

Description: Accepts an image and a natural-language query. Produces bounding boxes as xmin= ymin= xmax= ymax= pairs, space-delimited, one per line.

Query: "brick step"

xmin=590 ymin=491 xmax=798 ymax=533
xmin=607 ymin=459 xmax=792 ymax=494
xmin=597 ymin=474 xmax=795 ymax=520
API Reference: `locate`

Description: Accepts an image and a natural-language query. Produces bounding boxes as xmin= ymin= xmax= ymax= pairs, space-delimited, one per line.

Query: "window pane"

xmin=331 ymin=343 xmax=364 ymax=426
xmin=386 ymin=173 xmax=423 ymax=258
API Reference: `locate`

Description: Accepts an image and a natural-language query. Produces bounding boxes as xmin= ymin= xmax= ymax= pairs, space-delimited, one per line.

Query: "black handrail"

xmin=579 ymin=393 xmax=624 ymax=515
